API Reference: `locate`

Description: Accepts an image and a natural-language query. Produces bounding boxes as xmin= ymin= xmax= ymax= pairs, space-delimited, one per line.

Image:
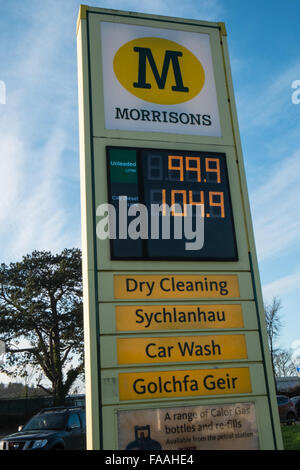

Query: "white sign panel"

xmin=118 ymin=402 xmax=260 ymax=450
xmin=101 ymin=22 xmax=221 ymax=136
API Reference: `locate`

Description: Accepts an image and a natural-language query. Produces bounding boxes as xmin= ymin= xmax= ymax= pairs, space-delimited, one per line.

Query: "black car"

xmin=0 ymin=406 xmax=86 ymax=450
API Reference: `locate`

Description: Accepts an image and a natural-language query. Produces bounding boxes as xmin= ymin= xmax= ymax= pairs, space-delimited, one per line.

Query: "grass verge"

xmin=281 ymin=424 xmax=300 ymax=450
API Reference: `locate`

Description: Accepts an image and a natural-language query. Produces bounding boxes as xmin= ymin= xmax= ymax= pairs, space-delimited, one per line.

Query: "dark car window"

xmin=277 ymin=396 xmax=289 ymax=405
xmin=23 ymin=413 xmax=67 ymax=431
xmin=67 ymin=413 xmax=81 ymax=429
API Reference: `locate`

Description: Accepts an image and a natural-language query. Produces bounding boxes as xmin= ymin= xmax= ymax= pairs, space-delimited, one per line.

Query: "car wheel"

xmin=286 ymin=412 xmax=296 ymax=425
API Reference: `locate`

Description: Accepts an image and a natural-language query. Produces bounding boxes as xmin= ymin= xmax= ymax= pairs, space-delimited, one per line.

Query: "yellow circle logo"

xmin=113 ymin=37 xmax=205 ymax=105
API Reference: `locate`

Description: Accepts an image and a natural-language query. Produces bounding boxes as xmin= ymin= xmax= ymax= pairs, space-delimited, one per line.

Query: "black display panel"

xmin=106 ymin=146 xmax=238 ymax=261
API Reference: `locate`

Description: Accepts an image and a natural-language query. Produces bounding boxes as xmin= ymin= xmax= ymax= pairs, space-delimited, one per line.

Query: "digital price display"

xmin=106 ymin=147 xmax=238 ymax=261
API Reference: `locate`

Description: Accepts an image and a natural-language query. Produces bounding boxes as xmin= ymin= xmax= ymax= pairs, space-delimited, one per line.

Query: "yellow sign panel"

xmin=114 ymin=274 xmax=240 ymax=299
xmin=117 ymin=334 xmax=247 ymax=365
xmin=119 ymin=367 xmax=252 ymax=400
xmin=116 ymin=304 xmax=244 ymax=331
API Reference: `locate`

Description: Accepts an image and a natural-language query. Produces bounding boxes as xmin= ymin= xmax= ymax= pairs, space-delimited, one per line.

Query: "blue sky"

xmin=0 ymin=0 xmax=299 ymax=377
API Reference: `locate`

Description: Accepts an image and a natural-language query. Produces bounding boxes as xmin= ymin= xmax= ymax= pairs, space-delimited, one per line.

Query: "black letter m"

xmin=133 ymin=47 xmax=189 ymax=92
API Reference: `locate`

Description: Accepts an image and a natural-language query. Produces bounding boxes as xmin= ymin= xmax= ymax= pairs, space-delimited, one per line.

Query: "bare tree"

xmin=273 ymin=348 xmax=295 ymax=377
xmin=264 ymin=297 xmax=283 ymax=376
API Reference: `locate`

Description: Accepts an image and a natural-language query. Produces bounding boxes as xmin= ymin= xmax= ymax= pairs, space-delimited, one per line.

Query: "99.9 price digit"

xmin=156 ymin=154 xmax=225 ymax=218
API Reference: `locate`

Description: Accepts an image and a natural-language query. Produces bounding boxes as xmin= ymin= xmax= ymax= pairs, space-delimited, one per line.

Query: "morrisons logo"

xmin=113 ymin=37 xmax=205 ymax=105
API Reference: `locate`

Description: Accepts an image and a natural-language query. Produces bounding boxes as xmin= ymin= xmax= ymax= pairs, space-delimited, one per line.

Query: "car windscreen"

xmin=22 ymin=412 xmax=67 ymax=431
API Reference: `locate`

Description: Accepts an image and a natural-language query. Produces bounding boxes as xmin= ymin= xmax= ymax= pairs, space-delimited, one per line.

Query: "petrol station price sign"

xmin=107 ymin=146 xmax=237 ymax=260
xmin=77 ymin=5 xmax=283 ymax=450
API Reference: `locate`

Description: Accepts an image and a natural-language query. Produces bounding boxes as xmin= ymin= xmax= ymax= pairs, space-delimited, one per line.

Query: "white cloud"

xmin=262 ymin=270 xmax=300 ymax=301
xmin=251 ymin=149 xmax=300 ymax=262
xmin=237 ymin=59 xmax=300 ymax=134
xmin=0 ymin=0 xmax=80 ymax=262
xmin=290 ymin=340 xmax=300 ymax=365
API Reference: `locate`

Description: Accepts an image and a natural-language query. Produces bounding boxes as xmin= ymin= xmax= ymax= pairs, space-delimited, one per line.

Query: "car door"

xmin=65 ymin=413 xmax=82 ymax=450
